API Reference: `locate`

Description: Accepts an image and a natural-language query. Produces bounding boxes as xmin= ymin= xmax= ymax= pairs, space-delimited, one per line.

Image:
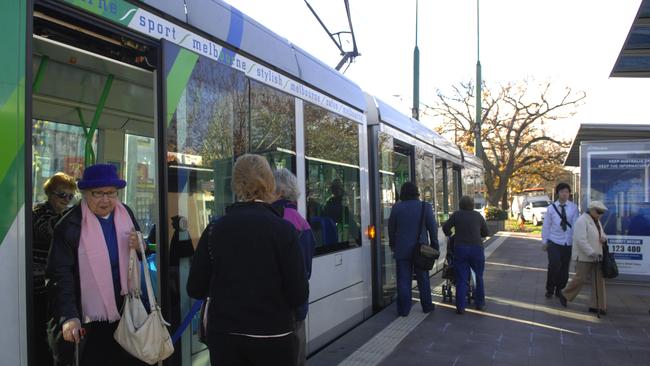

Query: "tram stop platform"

xmin=307 ymin=233 xmax=650 ymax=366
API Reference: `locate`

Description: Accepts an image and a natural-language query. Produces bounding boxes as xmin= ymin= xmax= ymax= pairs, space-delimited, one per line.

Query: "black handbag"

xmin=412 ymin=202 xmax=440 ymax=271
xmin=601 ymin=243 xmax=619 ymax=279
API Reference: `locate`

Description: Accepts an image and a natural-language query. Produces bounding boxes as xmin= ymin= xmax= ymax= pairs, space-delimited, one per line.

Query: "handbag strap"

xmin=127 ymin=248 xmax=142 ymax=297
xmin=551 ymin=203 xmax=572 ymax=229
xmin=415 ymin=202 xmax=426 ymax=245
xmin=136 ymin=231 xmax=158 ymax=312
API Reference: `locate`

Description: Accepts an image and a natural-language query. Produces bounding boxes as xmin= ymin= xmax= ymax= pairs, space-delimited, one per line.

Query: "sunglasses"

xmin=594 ymin=209 xmax=605 ymax=215
xmin=54 ymin=192 xmax=75 ymax=200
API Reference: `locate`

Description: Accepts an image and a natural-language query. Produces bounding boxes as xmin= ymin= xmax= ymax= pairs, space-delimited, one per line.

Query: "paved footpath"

xmin=308 ymin=233 xmax=650 ymax=366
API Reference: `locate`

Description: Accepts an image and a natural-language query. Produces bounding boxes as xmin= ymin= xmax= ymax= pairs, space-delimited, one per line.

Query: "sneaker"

xmin=475 ymin=304 xmax=487 ymax=311
xmin=545 ymin=292 xmax=553 ymax=298
xmin=558 ymin=293 xmax=568 ymax=307
xmin=456 ymin=309 xmax=465 ymax=315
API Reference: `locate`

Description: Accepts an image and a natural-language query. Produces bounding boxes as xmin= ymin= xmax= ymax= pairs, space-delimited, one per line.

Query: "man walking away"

xmin=541 ymin=183 xmax=579 ymax=298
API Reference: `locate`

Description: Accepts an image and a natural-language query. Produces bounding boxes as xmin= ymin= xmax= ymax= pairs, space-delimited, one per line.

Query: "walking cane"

xmin=593 ymin=259 xmax=600 ymax=319
xmin=74 ymin=328 xmax=86 ymax=366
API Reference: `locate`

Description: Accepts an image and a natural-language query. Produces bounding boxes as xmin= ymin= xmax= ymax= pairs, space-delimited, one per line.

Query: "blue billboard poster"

xmin=581 ymin=141 xmax=650 ymax=277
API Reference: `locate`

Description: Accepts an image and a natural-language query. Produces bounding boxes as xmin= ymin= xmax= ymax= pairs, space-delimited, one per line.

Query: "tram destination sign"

xmin=59 ymin=0 xmax=366 ymax=124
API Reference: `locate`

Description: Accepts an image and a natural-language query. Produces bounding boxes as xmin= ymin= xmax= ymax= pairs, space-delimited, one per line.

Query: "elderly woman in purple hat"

xmin=46 ymin=164 xmax=147 ymax=366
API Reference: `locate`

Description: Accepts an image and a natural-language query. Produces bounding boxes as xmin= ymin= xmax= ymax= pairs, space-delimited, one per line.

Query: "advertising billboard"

xmin=581 ymin=140 xmax=650 ymax=278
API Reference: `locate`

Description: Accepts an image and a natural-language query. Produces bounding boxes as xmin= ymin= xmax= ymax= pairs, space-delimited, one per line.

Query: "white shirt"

xmin=541 ymin=200 xmax=579 ymax=246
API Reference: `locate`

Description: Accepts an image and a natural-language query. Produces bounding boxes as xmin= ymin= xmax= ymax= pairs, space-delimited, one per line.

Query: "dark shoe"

xmin=456 ymin=309 xmax=465 ymax=315
xmin=475 ymin=304 xmax=487 ymax=311
xmin=423 ymin=303 xmax=435 ymax=313
xmin=558 ymin=293 xmax=567 ymax=307
xmin=588 ymin=308 xmax=607 ymax=315
xmin=545 ymin=292 xmax=553 ymax=298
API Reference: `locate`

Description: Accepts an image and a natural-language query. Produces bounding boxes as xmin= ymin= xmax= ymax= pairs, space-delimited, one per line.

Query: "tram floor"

xmin=307 ymin=233 xmax=650 ymax=366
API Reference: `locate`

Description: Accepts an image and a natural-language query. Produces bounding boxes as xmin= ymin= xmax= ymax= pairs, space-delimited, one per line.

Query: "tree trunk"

xmin=501 ymin=189 xmax=509 ymax=210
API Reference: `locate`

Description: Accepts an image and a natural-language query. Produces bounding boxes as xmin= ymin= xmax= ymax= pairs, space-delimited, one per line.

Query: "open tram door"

xmin=370 ymin=127 xmax=415 ymax=310
xmin=27 ymin=3 xmax=166 ymax=365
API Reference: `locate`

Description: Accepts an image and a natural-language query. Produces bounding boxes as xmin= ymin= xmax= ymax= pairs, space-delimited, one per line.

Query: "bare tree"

xmin=428 ymin=80 xmax=585 ymax=209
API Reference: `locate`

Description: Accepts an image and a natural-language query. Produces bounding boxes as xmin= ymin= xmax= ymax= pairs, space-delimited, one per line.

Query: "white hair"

xmin=273 ymin=168 xmax=301 ymax=202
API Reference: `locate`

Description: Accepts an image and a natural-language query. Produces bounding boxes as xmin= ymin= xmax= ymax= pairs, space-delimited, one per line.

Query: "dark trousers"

xmin=454 ymin=244 xmax=485 ymax=311
xmin=208 ymin=333 xmax=298 ymax=366
xmin=546 ymin=242 xmax=572 ymax=294
xmin=396 ymin=259 xmax=433 ymax=316
xmin=79 ymin=321 xmax=148 ymax=366
xmin=33 ymin=290 xmax=55 ymax=366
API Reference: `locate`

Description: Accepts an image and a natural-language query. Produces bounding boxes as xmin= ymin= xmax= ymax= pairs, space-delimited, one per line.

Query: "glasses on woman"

xmin=91 ymin=190 xmax=119 ymax=199
xmin=54 ymin=192 xmax=75 ymax=200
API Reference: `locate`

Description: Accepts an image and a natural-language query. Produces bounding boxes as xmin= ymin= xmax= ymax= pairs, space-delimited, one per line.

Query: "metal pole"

xmin=84 ymin=74 xmax=114 ymax=167
xmin=32 ymin=56 xmax=49 ymax=93
xmin=474 ymin=0 xmax=483 ymax=159
xmin=412 ymin=0 xmax=420 ymax=120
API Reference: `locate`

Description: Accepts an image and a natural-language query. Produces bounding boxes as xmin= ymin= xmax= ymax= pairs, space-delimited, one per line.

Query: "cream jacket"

xmin=571 ymin=213 xmax=606 ymax=262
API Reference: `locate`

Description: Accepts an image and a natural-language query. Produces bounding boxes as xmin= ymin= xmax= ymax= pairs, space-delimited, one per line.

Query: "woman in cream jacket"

xmin=558 ymin=200 xmax=608 ymax=315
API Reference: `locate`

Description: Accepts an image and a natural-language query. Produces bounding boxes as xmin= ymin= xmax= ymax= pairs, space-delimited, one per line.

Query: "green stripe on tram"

xmin=61 ymin=0 xmax=138 ymax=26
xmin=166 ymin=49 xmax=199 ymax=126
xmin=0 ymin=0 xmax=26 ymax=245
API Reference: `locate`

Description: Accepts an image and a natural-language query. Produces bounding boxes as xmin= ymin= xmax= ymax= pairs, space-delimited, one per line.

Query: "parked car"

xmin=519 ymin=197 xmax=551 ymax=225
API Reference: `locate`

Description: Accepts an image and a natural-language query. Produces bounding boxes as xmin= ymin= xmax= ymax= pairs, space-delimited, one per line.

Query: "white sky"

xmin=224 ymin=0 xmax=648 ymax=138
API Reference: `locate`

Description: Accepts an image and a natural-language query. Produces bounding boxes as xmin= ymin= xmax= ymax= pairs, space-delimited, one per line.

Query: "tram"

xmin=0 ymin=0 xmax=484 ymax=364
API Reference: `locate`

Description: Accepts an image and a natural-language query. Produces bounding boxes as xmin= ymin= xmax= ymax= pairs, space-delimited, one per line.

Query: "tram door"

xmin=30 ymin=8 xmax=159 ymax=365
xmin=376 ymin=131 xmax=413 ymax=308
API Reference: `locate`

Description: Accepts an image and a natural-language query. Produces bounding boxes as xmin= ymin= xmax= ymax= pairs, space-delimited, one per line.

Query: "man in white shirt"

xmin=541 ymin=183 xmax=579 ymax=298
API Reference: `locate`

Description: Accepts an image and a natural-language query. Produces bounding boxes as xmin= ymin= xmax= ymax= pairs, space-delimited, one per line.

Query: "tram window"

xmin=166 ymin=55 xmax=246 ymax=243
xmin=123 ymin=134 xmax=156 ymax=236
xmin=415 ymin=148 xmax=435 ymax=208
xmin=249 ymin=80 xmax=296 ymax=171
xmin=305 ymin=103 xmax=361 ymax=256
xmin=32 ymin=119 xmax=96 ymax=204
xmin=435 ymin=160 xmax=445 ymax=222
xmin=448 ymin=166 xmax=460 ymax=212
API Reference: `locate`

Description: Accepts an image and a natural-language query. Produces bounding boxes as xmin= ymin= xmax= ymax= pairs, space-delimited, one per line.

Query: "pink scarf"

xmin=78 ymin=200 xmax=133 ymax=323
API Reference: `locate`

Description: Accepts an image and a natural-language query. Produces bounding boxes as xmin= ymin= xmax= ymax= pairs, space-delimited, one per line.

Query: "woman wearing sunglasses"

xmin=32 ymin=172 xmax=76 ymax=365
xmin=558 ymin=200 xmax=609 ymax=315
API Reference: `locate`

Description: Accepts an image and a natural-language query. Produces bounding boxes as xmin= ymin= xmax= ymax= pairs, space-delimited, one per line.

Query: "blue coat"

xmin=388 ymin=200 xmax=439 ymax=260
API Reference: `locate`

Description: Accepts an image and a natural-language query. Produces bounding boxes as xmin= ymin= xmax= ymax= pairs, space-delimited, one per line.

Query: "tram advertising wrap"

xmin=582 ymin=141 xmax=650 ymax=277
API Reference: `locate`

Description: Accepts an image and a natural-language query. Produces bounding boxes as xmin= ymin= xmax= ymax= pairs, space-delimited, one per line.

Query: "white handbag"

xmin=114 ymin=232 xmax=174 ymax=364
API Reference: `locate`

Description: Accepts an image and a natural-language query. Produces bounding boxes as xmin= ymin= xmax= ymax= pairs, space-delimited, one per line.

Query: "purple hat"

xmin=77 ymin=164 xmax=126 ymax=190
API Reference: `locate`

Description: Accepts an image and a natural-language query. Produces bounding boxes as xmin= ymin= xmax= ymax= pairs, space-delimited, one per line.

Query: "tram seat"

xmin=310 ymin=216 xmax=338 ymax=246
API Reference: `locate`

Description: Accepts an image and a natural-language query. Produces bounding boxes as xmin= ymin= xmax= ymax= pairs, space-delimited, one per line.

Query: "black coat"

xmin=187 ymin=201 xmax=309 ymax=336
xmin=45 ymin=203 xmax=139 ymax=325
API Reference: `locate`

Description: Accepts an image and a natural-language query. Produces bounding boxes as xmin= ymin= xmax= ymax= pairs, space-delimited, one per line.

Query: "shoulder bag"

xmin=593 ymin=218 xmax=618 ymax=279
xmin=412 ymin=202 xmax=440 ymax=271
xmin=601 ymin=240 xmax=619 ymax=279
xmin=114 ymin=232 xmax=174 ymax=364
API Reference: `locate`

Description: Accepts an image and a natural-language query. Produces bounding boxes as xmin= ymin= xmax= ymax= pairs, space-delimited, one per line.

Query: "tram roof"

xmin=371 ymin=97 xmax=470 ymax=164
xmin=612 ymin=0 xmax=650 ymax=77
xmin=564 ymin=123 xmax=650 ymax=166
xmin=141 ymin=0 xmax=366 ymax=112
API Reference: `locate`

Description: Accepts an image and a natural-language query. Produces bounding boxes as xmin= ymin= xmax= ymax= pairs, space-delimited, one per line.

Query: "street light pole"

xmin=412 ymin=0 xmax=420 ymax=120
xmin=474 ymin=0 xmax=483 ymax=159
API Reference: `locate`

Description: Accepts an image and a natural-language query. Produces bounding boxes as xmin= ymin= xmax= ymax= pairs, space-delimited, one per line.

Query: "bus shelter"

xmin=565 ymin=125 xmax=650 ymax=281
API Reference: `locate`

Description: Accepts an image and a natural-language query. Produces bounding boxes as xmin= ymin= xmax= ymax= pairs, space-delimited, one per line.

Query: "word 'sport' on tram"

xmin=0 ymin=0 xmax=484 ymax=364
